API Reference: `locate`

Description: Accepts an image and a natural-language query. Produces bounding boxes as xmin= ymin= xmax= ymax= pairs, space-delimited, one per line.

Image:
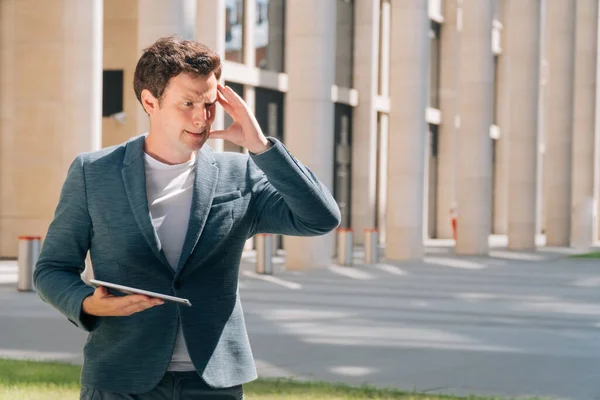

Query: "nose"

xmin=192 ymin=107 xmax=208 ymax=127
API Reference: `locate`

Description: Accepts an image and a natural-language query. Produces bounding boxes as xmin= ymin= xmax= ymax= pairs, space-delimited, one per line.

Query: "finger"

xmin=216 ymin=83 xmax=231 ymax=102
xmin=209 ymin=127 xmax=235 ymax=140
xmin=99 ymin=294 xmax=147 ymax=313
xmin=123 ymin=295 xmax=163 ymax=307
xmin=145 ymin=296 xmax=165 ymax=306
xmin=95 ymin=286 xmax=109 ymax=298
xmin=217 ymin=90 xmax=235 ymax=116
xmin=223 ymin=85 xmax=245 ymax=107
xmin=209 ymin=130 xmax=226 ymax=139
xmin=124 ymin=294 xmax=152 ymax=305
xmin=122 ymin=300 xmax=163 ymax=316
xmin=216 ymin=88 xmax=231 ymax=106
xmin=218 ymin=84 xmax=244 ymax=108
xmin=120 ymin=300 xmax=152 ymax=315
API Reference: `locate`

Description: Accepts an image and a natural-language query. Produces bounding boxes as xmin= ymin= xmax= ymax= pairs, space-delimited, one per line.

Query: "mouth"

xmin=185 ymin=129 xmax=206 ymax=136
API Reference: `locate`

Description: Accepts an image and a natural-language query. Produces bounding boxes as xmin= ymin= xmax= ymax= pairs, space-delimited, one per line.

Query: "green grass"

xmin=569 ymin=251 xmax=600 ymax=258
xmin=0 ymin=358 xmax=536 ymax=400
xmin=0 ymin=358 xmax=81 ymax=400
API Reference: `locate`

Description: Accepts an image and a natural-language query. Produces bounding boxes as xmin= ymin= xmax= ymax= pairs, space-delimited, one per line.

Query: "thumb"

xmin=209 ymin=123 xmax=239 ymax=140
xmin=208 ymin=129 xmax=227 ymax=140
xmin=95 ymin=286 xmax=109 ymax=298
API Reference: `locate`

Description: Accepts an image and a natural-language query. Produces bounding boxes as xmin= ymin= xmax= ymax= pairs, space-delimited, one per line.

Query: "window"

xmin=225 ymin=0 xmax=244 ymax=63
xmin=255 ymin=0 xmax=285 ymax=72
xmin=378 ymin=0 xmax=391 ymax=96
xmin=334 ymin=103 xmax=353 ymax=228
xmin=335 ymin=0 xmax=354 ymax=88
xmin=223 ymin=82 xmax=244 ymax=152
xmin=429 ymin=21 xmax=441 ymax=108
xmin=493 ymin=55 xmax=499 ymax=124
xmin=255 ymin=87 xmax=285 ymax=141
xmin=102 ymin=70 xmax=123 ymax=117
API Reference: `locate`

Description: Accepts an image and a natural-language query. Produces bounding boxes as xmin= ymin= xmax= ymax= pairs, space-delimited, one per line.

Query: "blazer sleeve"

xmin=247 ymin=138 xmax=341 ymax=237
xmin=33 ymin=155 xmax=98 ymax=332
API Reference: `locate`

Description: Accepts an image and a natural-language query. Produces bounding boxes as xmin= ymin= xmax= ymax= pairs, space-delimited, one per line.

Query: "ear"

xmin=141 ymin=89 xmax=159 ymax=115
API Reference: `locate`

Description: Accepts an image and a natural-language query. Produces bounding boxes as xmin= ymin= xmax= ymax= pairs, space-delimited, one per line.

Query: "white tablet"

xmin=89 ymin=279 xmax=192 ymax=307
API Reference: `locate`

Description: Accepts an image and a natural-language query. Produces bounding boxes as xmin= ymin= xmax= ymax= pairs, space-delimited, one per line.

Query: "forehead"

xmin=164 ymin=72 xmax=217 ymax=99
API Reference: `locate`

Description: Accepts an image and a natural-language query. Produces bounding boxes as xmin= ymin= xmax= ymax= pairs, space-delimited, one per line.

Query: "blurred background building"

xmin=0 ymin=0 xmax=599 ymax=268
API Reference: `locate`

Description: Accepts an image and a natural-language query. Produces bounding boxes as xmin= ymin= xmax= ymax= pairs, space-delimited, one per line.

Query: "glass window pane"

xmin=255 ymin=87 xmax=285 ymax=141
xmin=223 ymin=81 xmax=244 ymax=152
xmin=493 ymin=55 xmax=499 ymax=124
xmin=255 ymin=0 xmax=285 ymax=72
xmin=334 ymin=103 xmax=353 ymax=228
xmin=429 ymin=21 xmax=441 ymax=108
xmin=225 ymin=0 xmax=244 ymax=63
xmin=378 ymin=0 xmax=391 ymax=96
xmin=335 ymin=0 xmax=354 ymax=88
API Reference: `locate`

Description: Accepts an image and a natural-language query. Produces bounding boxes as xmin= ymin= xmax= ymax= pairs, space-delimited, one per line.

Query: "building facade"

xmin=0 ymin=0 xmax=598 ymax=265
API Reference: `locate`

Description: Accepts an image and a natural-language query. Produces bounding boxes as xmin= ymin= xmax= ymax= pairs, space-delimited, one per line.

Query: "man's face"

xmin=143 ymin=72 xmax=218 ymax=160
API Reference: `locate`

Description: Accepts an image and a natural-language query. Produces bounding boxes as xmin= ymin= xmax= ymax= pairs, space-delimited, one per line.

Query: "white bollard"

xmin=244 ymin=237 xmax=255 ymax=251
xmin=337 ymin=229 xmax=353 ymax=266
xmin=272 ymin=234 xmax=280 ymax=256
xmin=364 ymin=228 xmax=379 ymax=264
xmin=572 ymin=196 xmax=594 ymax=250
xmin=17 ymin=236 xmax=41 ymax=292
xmin=256 ymin=234 xmax=273 ymax=275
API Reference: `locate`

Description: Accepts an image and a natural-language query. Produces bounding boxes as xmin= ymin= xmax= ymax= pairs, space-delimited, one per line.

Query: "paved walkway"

xmin=1 ymin=245 xmax=599 ymax=399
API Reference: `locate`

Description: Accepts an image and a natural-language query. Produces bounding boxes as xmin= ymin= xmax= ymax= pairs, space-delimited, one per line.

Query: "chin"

xmin=183 ymin=130 xmax=208 ymax=150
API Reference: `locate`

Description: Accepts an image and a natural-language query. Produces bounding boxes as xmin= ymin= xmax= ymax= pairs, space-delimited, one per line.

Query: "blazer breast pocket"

xmin=211 ymin=190 xmax=242 ymax=206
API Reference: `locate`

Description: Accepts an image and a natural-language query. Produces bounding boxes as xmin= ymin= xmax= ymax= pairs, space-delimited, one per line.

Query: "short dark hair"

xmin=133 ymin=36 xmax=222 ymax=107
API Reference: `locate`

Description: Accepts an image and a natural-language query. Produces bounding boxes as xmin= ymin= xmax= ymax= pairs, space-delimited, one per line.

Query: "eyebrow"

xmin=182 ymin=93 xmax=217 ymax=104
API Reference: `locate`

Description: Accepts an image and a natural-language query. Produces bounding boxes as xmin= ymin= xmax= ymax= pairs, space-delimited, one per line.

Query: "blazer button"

xmin=173 ymin=280 xmax=181 ymax=290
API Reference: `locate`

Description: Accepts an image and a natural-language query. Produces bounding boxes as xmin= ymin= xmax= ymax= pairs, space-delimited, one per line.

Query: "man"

xmin=33 ymin=36 xmax=340 ymax=399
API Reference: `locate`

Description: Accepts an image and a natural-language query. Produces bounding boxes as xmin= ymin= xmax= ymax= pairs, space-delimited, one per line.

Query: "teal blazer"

xmin=33 ymin=135 xmax=340 ymax=394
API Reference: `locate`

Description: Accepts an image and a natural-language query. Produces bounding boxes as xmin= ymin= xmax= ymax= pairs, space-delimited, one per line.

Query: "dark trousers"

xmin=80 ymin=371 xmax=244 ymax=400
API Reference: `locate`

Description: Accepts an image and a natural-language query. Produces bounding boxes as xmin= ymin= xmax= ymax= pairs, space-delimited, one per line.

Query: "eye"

xmin=183 ymin=101 xmax=193 ymax=107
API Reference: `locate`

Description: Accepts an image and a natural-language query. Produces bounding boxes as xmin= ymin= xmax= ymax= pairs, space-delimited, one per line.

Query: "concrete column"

xmin=455 ymin=0 xmax=494 ymax=255
xmin=197 ymin=0 xmax=226 ymax=152
xmin=0 ymin=0 xmax=102 ymax=257
xmin=265 ymin=0 xmax=285 ymax=72
xmin=0 ymin=0 xmax=14 ymax=258
xmin=197 ymin=0 xmax=225 ymax=56
xmin=436 ymin=0 xmax=460 ymax=239
xmin=570 ymin=0 xmax=598 ymax=248
xmin=243 ymin=0 xmax=255 ymax=67
xmin=351 ymin=0 xmax=379 ymax=244
xmin=544 ymin=1 xmax=575 ymax=246
xmin=537 ymin=0 xmax=548 ymax=236
xmin=376 ymin=113 xmax=389 ymax=245
xmin=505 ymin=0 xmax=541 ymax=250
xmin=385 ymin=0 xmax=430 ymax=260
xmin=335 ymin=0 xmax=354 ymax=87
xmin=492 ymin=0 xmax=509 ymax=235
xmin=376 ymin=1 xmax=391 ymax=246
xmin=284 ymin=0 xmax=336 ymax=270
xmin=102 ymin=0 xmax=139 ymax=147
xmin=137 ymin=0 xmax=196 ymax=136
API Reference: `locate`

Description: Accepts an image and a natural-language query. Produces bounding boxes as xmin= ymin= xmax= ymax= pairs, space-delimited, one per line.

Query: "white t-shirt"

xmin=144 ymin=151 xmax=196 ymax=371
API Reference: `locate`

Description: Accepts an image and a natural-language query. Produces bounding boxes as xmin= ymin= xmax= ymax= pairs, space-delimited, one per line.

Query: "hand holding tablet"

xmin=83 ymin=279 xmax=192 ymax=317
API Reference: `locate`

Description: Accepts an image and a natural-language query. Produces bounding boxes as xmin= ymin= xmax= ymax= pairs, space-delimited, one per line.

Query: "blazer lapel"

xmin=176 ymin=146 xmax=218 ymax=273
xmin=121 ymin=136 xmax=172 ymax=271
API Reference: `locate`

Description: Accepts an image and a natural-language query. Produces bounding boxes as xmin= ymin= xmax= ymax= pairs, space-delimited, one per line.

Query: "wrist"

xmin=247 ymin=137 xmax=272 ymax=155
xmin=82 ymin=295 xmax=96 ymax=316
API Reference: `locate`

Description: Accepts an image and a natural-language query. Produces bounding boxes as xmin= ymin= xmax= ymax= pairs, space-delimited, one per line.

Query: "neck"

xmin=144 ymin=132 xmax=194 ymax=165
